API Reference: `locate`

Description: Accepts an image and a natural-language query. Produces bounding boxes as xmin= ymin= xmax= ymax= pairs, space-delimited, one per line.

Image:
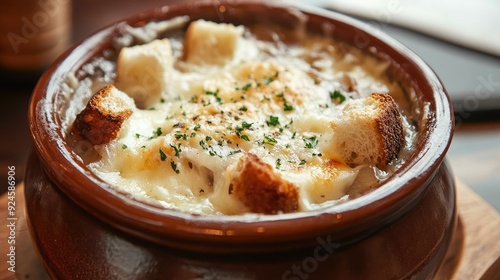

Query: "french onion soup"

xmin=65 ymin=18 xmax=417 ymax=215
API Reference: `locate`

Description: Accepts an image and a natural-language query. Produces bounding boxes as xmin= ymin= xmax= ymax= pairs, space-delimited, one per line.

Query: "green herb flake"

xmin=240 ymin=134 xmax=250 ymax=141
xmin=121 ymin=144 xmax=128 ymax=149
xmin=205 ymin=89 xmax=222 ymax=103
xmin=303 ymin=136 xmax=319 ymax=149
xmin=159 ymin=148 xmax=167 ymax=161
xmin=241 ymin=121 xmax=253 ymax=129
xmin=170 ymin=144 xmax=181 ymax=157
xmin=170 ymin=160 xmax=180 ymax=174
xmin=193 ymin=124 xmax=201 ymax=131
xmin=266 ymin=115 xmax=280 ymax=127
xmin=199 ymin=140 xmax=208 ymax=150
xmin=229 ymin=150 xmax=242 ymax=156
xmin=175 ymin=134 xmax=188 ymax=141
xmin=299 ymin=159 xmax=306 ymax=165
xmin=283 ymin=100 xmax=294 ymax=111
xmin=275 ymin=158 xmax=282 ymax=169
xmin=330 ymin=90 xmax=346 ymax=104
xmin=135 ymin=133 xmax=141 ymax=139
xmin=154 ymin=127 xmax=162 ymax=137
xmin=240 ymin=83 xmax=252 ymax=91
xmin=263 ymin=134 xmax=278 ymax=145
xmin=239 ymin=106 xmax=248 ymax=112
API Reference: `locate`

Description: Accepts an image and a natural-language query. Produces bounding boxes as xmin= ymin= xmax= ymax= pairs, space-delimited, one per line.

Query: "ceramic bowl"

xmin=26 ymin=0 xmax=455 ymax=278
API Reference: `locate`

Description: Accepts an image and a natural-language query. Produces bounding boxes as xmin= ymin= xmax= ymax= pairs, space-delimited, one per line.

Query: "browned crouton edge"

xmin=230 ymin=153 xmax=299 ymax=214
xmin=72 ymin=85 xmax=133 ymax=145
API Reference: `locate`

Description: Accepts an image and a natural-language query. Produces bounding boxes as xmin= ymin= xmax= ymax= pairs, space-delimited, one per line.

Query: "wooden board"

xmin=1 ymin=180 xmax=499 ymax=280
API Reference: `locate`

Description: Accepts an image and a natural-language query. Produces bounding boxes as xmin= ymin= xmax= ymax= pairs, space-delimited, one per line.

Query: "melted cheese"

xmin=71 ymin=20 xmax=413 ymax=215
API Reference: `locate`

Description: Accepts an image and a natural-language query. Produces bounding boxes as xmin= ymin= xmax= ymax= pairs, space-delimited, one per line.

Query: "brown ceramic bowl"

xmin=26 ymin=0 xmax=455 ymax=278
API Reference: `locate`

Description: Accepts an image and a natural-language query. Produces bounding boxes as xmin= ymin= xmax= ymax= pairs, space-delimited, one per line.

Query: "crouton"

xmin=115 ymin=38 xmax=172 ymax=109
xmin=229 ymin=153 xmax=299 ymax=214
xmin=182 ymin=20 xmax=244 ymax=65
xmin=330 ymin=93 xmax=405 ymax=169
xmin=72 ymin=84 xmax=135 ymax=145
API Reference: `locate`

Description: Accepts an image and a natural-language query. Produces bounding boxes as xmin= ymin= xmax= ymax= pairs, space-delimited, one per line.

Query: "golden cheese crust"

xmin=72 ymin=85 xmax=134 ymax=145
xmin=229 ymin=153 xmax=299 ymax=214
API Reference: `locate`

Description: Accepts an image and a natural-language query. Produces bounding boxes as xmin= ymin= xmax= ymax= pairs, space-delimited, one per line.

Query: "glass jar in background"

xmin=0 ymin=0 xmax=71 ymax=83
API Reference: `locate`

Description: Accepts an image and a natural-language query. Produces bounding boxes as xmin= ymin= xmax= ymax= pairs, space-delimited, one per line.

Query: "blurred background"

xmin=0 ymin=0 xmax=499 ymax=210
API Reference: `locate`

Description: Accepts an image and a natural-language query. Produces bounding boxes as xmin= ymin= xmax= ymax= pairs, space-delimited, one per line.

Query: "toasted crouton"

xmin=330 ymin=93 xmax=405 ymax=168
xmin=229 ymin=153 xmax=299 ymax=214
xmin=72 ymin=84 xmax=135 ymax=145
xmin=182 ymin=20 xmax=244 ymax=65
xmin=115 ymin=38 xmax=172 ymax=109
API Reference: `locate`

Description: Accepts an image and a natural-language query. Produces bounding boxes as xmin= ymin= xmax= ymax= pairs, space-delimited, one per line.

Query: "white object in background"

xmin=290 ymin=0 xmax=500 ymax=57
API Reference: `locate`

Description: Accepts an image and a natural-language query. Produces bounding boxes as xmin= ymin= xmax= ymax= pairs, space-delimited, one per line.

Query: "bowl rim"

xmin=28 ymin=0 xmax=454 ymax=252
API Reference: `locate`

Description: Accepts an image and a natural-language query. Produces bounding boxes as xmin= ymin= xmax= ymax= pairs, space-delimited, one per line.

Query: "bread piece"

xmin=330 ymin=93 xmax=405 ymax=168
xmin=72 ymin=84 xmax=135 ymax=145
xmin=229 ymin=153 xmax=299 ymax=214
xmin=115 ymin=38 xmax=172 ymax=109
xmin=182 ymin=20 xmax=244 ymax=65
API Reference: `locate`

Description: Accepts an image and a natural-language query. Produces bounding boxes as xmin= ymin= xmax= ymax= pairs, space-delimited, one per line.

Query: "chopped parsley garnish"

xmin=241 ymin=121 xmax=253 ymax=129
xmin=299 ymin=159 xmax=306 ymax=165
xmin=154 ymin=127 xmax=162 ymax=137
xmin=193 ymin=124 xmax=201 ymax=131
xmin=330 ymin=90 xmax=346 ymax=104
xmin=170 ymin=144 xmax=181 ymax=157
xmin=135 ymin=133 xmax=141 ymax=139
xmin=238 ymin=83 xmax=252 ymax=91
xmin=240 ymin=134 xmax=250 ymax=141
xmin=283 ymin=99 xmax=294 ymax=111
xmin=205 ymin=89 xmax=222 ymax=103
xmin=266 ymin=115 xmax=280 ymax=127
xmin=239 ymin=106 xmax=248 ymax=111
xmin=159 ymin=148 xmax=167 ymax=161
xmin=205 ymin=135 xmax=213 ymax=141
xmin=199 ymin=140 xmax=208 ymax=150
xmin=121 ymin=144 xmax=128 ymax=149
xmin=263 ymin=134 xmax=278 ymax=145
xmin=170 ymin=160 xmax=180 ymax=174
xmin=175 ymin=134 xmax=188 ymax=141
xmin=291 ymin=132 xmax=297 ymax=139
xmin=275 ymin=158 xmax=282 ymax=169
xmin=160 ymin=98 xmax=165 ymax=103
xmin=262 ymin=71 xmax=279 ymax=85
xmin=228 ymin=150 xmax=242 ymax=156
xmin=303 ymin=136 xmax=319 ymax=149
